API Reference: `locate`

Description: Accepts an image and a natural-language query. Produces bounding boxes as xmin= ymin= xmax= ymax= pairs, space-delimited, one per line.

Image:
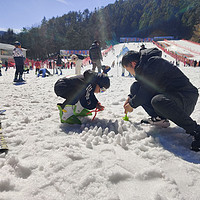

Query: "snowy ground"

xmin=0 ymin=41 xmax=200 ymax=200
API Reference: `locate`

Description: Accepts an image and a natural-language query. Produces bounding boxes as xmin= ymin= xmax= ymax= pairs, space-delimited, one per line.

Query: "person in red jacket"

xmin=35 ymin=59 xmax=41 ymax=75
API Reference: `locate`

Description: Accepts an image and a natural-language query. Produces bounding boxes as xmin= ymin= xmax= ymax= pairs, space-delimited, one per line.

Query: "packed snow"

xmin=0 ymin=41 xmax=200 ymax=200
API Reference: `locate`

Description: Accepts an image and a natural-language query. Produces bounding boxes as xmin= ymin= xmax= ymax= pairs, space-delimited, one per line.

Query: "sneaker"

xmin=188 ymin=127 xmax=200 ymax=152
xmin=141 ymin=116 xmax=170 ymax=128
xmin=191 ymin=140 xmax=200 ymax=152
xmin=18 ymin=78 xmax=25 ymax=82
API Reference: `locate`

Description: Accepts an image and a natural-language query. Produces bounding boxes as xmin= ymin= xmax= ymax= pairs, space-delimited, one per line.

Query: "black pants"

xmin=131 ymin=81 xmax=199 ymax=133
xmin=54 ymin=79 xmax=83 ymax=108
xmin=15 ymin=65 xmax=24 ymax=78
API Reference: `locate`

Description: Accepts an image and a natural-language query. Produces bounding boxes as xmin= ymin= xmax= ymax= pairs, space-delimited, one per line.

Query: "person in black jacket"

xmin=89 ymin=40 xmax=103 ymax=73
xmin=56 ymin=54 xmax=62 ymax=75
xmin=122 ymin=48 xmax=200 ymax=151
xmin=54 ymin=70 xmax=110 ymax=125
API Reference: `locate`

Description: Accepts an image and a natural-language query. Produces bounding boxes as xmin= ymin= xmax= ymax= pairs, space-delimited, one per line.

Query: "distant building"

xmin=0 ymin=42 xmax=27 ymax=64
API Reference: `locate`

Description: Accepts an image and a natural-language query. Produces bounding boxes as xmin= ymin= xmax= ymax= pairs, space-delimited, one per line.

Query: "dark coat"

xmin=54 ymin=70 xmax=99 ymax=109
xmin=129 ymin=48 xmax=198 ymax=108
xmin=89 ymin=43 xmax=102 ymax=61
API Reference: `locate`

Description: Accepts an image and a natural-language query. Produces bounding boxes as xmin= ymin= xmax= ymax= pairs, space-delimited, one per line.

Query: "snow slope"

xmin=0 ymin=41 xmax=200 ymax=200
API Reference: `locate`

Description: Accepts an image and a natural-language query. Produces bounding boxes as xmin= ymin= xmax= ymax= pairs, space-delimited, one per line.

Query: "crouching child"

xmin=54 ymin=69 xmax=110 ymax=125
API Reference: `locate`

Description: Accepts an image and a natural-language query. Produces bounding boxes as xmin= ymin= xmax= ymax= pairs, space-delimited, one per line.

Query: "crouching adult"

xmin=122 ymin=48 xmax=200 ymax=151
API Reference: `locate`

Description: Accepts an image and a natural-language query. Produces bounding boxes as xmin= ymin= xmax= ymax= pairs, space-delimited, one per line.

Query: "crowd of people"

xmin=1 ymin=40 xmax=200 ymax=152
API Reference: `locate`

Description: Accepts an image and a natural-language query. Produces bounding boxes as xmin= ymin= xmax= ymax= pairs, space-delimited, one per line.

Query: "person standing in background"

xmin=13 ymin=41 xmax=25 ymax=82
xmin=89 ymin=40 xmax=103 ymax=73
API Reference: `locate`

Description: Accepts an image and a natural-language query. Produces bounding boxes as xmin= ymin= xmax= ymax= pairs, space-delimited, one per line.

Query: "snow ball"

xmin=108 ymin=131 xmax=115 ymax=138
xmin=121 ymin=138 xmax=128 ymax=150
xmin=92 ymin=136 xmax=100 ymax=146
xmin=102 ymin=135 xmax=108 ymax=144
xmin=80 ymin=124 xmax=85 ymax=130
xmin=118 ymin=126 xmax=123 ymax=134
xmin=103 ymin=127 xmax=109 ymax=135
xmin=131 ymin=125 xmax=136 ymax=132
xmin=115 ymin=134 xmax=121 ymax=145
xmin=81 ymin=134 xmax=88 ymax=141
xmin=92 ymin=129 xmax=97 ymax=136
xmin=86 ymin=139 xmax=93 ymax=149
xmin=122 ymin=124 xmax=128 ymax=131
xmin=80 ymin=131 xmax=87 ymax=136
xmin=96 ymin=127 xmax=103 ymax=136
xmin=84 ymin=127 xmax=89 ymax=132
xmin=125 ymin=134 xmax=131 ymax=144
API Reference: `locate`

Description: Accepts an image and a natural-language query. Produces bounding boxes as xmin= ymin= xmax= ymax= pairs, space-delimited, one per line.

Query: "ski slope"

xmin=0 ymin=41 xmax=200 ymax=200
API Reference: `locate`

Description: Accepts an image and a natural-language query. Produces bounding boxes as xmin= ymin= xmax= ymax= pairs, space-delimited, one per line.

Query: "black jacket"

xmin=129 ymin=48 xmax=198 ymax=108
xmin=54 ymin=70 xmax=100 ymax=109
xmin=89 ymin=43 xmax=102 ymax=61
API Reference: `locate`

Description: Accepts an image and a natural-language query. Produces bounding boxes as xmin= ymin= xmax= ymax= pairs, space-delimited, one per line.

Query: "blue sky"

xmin=0 ymin=0 xmax=116 ymax=33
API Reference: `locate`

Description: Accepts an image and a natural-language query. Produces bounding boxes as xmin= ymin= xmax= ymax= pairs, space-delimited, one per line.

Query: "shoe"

xmin=141 ymin=116 xmax=170 ymax=128
xmin=188 ymin=126 xmax=200 ymax=152
xmin=18 ymin=78 xmax=25 ymax=82
xmin=191 ymin=140 xmax=200 ymax=152
xmin=190 ymin=140 xmax=200 ymax=152
xmin=13 ymin=78 xmax=18 ymax=82
xmin=18 ymin=75 xmax=25 ymax=82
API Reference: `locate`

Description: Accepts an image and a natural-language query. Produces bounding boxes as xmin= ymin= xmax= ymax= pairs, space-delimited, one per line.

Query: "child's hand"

xmin=124 ymin=103 xmax=133 ymax=114
xmin=96 ymin=102 xmax=104 ymax=111
xmin=124 ymin=97 xmax=130 ymax=107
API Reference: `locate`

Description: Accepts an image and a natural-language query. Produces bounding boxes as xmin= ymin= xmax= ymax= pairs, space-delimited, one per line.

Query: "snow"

xmin=0 ymin=41 xmax=200 ymax=200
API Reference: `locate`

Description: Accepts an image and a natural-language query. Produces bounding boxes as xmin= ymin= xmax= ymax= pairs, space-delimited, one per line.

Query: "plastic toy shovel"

xmin=123 ymin=113 xmax=129 ymax=121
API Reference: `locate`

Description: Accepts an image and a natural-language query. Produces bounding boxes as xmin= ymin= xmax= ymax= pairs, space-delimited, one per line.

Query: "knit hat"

xmin=96 ymin=73 xmax=110 ymax=89
xmin=14 ymin=41 xmax=21 ymax=47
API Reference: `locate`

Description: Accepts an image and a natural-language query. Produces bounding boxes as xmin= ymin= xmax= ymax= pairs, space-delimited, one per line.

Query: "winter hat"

xmin=96 ymin=73 xmax=110 ymax=89
xmin=71 ymin=54 xmax=78 ymax=61
xmin=14 ymin=41 xmax=21 ymax=47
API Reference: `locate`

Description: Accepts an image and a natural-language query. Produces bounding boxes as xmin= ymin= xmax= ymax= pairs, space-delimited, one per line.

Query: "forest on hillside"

xmin=1 ymin=0 xmax=200 ymax=59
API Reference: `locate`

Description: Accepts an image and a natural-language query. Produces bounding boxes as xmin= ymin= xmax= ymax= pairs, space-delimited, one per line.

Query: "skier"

xmin=122 ymin=48 xmax=200 ymax=151
xmin=13 ymin=41 xmax=25 ymax=82
xmin=89 ymin=40 xmax=103 ymax=73
xmin=54 ymin=69 xmax=110 ymax=124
